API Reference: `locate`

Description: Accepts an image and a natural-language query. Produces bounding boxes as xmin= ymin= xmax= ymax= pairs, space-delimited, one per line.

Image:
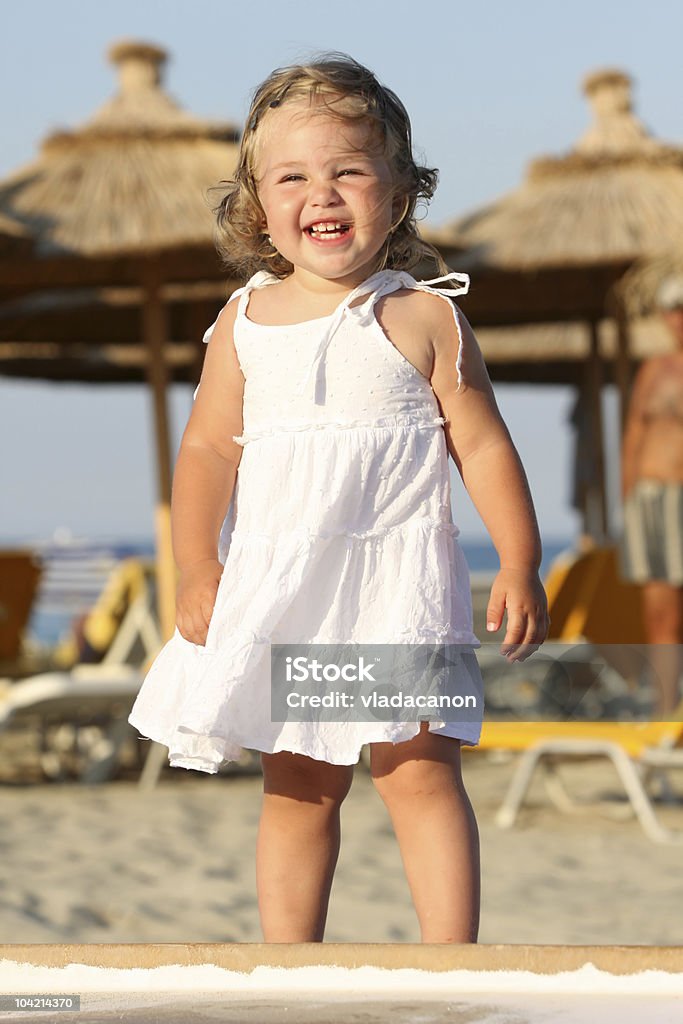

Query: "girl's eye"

xmin=339 ymin=169 xmax=362 ymax=177
xmin=281 ymin=174 xmax=304 ymax=182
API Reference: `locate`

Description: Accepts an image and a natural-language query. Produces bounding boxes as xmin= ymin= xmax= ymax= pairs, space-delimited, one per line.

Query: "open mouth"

xmin=305 ymin=221 xmax=352 ymax=240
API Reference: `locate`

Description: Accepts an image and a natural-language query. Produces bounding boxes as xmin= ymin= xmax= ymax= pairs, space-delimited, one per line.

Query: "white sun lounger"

xmin=0 ymin=665 xmax=144 ymax=783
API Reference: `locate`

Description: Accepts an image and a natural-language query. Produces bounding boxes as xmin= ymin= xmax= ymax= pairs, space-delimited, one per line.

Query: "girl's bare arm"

xmin=428 ymin=298 xmax=542 ymax=574
xmin=428 ymin=295 xmax=548 ymax=657
xmin=172 ymin=298 xmax=245 ymax=571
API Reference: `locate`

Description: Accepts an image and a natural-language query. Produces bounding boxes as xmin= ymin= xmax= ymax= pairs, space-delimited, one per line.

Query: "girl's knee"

xmin=372 ymin=762 xmax=453 ymax=805
xmin=260 ymin=750 xmax=354 ymax=805
xmin=370 ymin=732 xmax=464 ymax=804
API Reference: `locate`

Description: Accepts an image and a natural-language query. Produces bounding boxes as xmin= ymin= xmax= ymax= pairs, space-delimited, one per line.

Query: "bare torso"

xmin=633 ymin=352 xmax=683 ymax=482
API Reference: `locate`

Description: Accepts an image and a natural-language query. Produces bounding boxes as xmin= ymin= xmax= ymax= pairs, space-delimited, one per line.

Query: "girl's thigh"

xmin=260 ymin=749 xmax=354 ymax=804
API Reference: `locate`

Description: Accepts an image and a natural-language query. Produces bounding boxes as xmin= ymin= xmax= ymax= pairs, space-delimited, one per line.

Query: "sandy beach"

xmin=2 ymin=751 xmax=683 ymax=946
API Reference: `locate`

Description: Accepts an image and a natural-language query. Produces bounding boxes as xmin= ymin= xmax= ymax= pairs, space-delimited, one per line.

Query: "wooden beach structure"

xmin=434 ymin=68 xmax=683 ymax=543
xmin=0 ymin=39 xmax=241 ymax=645
xmin=0 ymin=211 xmax=34 ymax=258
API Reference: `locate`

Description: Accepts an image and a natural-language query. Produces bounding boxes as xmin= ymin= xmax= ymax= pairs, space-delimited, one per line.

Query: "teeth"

xmin=308 ymin=222 xmax=347 ymax=234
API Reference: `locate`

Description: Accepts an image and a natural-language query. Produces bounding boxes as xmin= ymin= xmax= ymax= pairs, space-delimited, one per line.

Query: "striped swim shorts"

xmin=619 ymin=478 xmax=683 ymax=585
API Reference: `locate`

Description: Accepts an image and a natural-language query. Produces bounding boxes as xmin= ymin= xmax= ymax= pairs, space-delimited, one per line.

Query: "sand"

xmin=2 ymin=752 xmax=683 ymax=946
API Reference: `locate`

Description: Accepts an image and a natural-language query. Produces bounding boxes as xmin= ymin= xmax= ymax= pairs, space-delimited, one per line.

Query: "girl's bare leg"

xmin=257 ymin=750 xmax=354 ymax=942
xmin=371 ymin=724 xmax=480 ymax=943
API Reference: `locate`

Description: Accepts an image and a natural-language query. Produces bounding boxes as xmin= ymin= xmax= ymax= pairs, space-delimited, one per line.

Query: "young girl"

xmin=128 ymin=53 xmax=549 ymax=944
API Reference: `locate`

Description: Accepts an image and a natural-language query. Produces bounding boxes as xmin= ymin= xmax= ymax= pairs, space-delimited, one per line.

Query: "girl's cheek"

xmin=277 ymin=195 xmax=300 ymax=215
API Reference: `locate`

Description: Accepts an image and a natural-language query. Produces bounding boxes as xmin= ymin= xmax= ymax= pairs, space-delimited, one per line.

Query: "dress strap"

xmin=200 ymin=271 xmax=277 ymax=346
xmin=397 ymin=270 xmax=471 ymax=393
xmin=197 ymin=267 xmax=471 ymax=403
xmin=301 ymin=268 xmax=471 ymax=403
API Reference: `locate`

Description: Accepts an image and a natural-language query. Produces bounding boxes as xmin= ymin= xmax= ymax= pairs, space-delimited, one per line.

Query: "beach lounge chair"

xmin=0 ymin=549 xmax=43 ymax=669
xmin=0 ymin=557 xmax=162 ymax=783
xmin=0 ymin=665 xmax=144 ymax=783
xmin=542 ymin=543 xmax=646 ymax=646
xmin=468 ymin=545 xmax=683 ymax=842
xmin=51 ymin=557 xmax=162 ymax=670
xmin=475 ymin=709 xmax=683 ymax=843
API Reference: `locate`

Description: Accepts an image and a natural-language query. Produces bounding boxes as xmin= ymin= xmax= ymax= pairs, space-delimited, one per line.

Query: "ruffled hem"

xmin=129 ymin=714 xmax=484 ymax=775
xmin=139 ymin=727 xmax=483 ymax=774
xmin=127 ymin=617 xmax=484 ymax=774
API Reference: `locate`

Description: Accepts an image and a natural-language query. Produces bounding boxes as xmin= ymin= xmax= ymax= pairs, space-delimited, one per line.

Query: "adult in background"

xmin=620 ymin=276 xmax=683 ymax=716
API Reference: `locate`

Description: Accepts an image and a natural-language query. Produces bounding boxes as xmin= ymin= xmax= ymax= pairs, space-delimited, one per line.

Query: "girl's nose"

xmin=309 ymin=179 xmax=341 ymax=207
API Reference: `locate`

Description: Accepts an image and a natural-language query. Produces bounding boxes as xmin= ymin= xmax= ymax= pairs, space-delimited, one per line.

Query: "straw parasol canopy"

xmin=0 ymin=39 xmax=242 ymax=666
xmin=0 ymin=39 xmax=239 ymax=261
xmin=446 ymin=68 xmax=683 ymax=272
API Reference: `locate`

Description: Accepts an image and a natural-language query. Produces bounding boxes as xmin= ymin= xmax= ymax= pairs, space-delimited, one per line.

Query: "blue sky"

xmin=1 ymin=0 xmax=680 ymax=544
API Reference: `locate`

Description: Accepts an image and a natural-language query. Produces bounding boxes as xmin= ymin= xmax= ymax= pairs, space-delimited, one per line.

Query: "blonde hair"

xmin=208 ymin=53 xmax=449 ymax=279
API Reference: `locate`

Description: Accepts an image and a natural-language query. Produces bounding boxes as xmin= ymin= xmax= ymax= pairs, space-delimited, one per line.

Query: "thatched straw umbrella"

xmin=0 ymin=39 xmax=240 ymax=646
xmin=0 ymin=39 xmax=239 ymax=257
xmin=442 ymin=68 xmax=683 ymax=541
xmin=447 ymin=69 xmax=683 ymax=269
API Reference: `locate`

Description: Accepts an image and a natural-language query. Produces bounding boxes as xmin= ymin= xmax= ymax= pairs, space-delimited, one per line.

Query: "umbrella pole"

xmin=614 ymin=300 xmax=633 ymax=438
xmin=141 ymin=268 xmax=177 ymax=644
xmin=587 ymin=320 xmax=609 ymax=543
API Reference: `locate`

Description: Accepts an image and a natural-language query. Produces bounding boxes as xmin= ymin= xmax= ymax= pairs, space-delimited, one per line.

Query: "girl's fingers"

xmin=506 ymin=640 xmax=543 ymax=663
xmin=176 ymin=608 xmax=209 ymax=645
xmin=200 ymin=597 xmax=216 ymax=628
xmin=501 ymin=612 xmax=526 ymax=653
xmin=501 ymin=611 xmax=546 ymax=661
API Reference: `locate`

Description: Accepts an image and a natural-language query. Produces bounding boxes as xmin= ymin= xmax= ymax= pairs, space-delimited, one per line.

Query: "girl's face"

xmin=254 ymin=99 xmax=399 ymax=288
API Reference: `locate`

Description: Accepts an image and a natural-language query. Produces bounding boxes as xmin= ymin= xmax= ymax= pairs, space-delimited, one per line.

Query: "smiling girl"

xmin=128 ymin=53 xmax=549 ymax=944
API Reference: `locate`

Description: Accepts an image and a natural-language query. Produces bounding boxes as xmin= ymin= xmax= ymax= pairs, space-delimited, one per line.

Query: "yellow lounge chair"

xmin=468 ymin=545 xmax=683 ymax=842
xmin=542 ymin=544 xmax=646 ymax=645
xmin=52 ymin=557 xmax=161 ymax=670
xmin=474 ymin=708 xmax=683 ymax=843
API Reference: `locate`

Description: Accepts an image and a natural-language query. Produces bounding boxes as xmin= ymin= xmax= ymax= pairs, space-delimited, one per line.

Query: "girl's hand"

xmin=175 ymin=558 xmax=224 ymax=646
xmin=485 ymin=568 xmax=550 ymax=663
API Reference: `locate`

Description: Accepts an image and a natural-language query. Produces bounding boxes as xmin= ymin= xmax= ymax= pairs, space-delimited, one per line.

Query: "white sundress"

xmin=128 ymin=267 xmax=485 ymax=773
